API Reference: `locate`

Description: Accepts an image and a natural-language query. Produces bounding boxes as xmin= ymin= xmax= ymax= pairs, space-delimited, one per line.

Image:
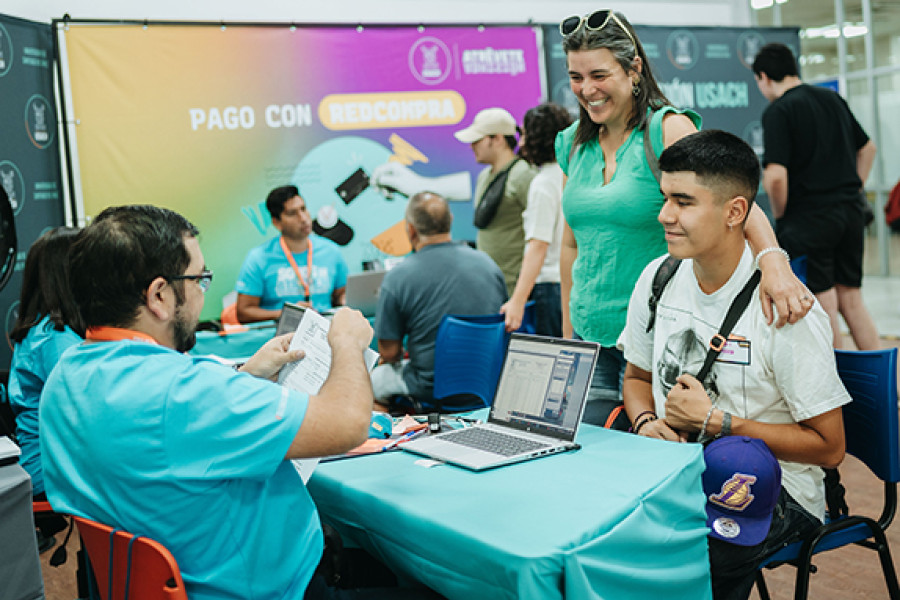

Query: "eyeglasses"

xmin=559 ymin=10 xmax=638 ymax=55
xmin=166 ymin=270 xmax=213 ymax=293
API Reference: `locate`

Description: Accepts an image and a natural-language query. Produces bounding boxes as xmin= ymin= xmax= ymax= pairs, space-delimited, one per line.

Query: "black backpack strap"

xmin=695 ymin=270 xmax=762 ymax=384
xmin=646 ymin=255 xmax=681 ymax=333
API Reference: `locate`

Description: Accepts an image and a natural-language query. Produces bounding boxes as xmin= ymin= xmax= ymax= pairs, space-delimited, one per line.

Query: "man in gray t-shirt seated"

xmin=372 ymin=191 xmax=507 ymax=407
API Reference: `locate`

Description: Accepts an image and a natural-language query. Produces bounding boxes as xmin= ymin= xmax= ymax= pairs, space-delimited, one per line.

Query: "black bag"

xmin=473 ymin=158 xmax=521 ymax=229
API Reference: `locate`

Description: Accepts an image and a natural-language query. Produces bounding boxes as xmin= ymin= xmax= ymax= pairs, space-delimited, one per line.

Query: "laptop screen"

xmin=488 ymin=335 xmax=598 ymax=441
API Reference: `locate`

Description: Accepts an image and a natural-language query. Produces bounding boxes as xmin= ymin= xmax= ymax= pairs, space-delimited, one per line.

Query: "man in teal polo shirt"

xmin=236 ymin=185 xmax=348 ymax=323
xmin=40 ymin=205 xmax=433 ymax=599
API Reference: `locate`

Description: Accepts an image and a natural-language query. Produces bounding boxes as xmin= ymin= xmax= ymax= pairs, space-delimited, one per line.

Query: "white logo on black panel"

xmin=0 ymin=161 xmax=25 ymax=215
xmin=737 ymin=32 xmax=767 ymax=69
xmin=666 ymin=30 xmax=699 ymax=71
xmin=26 ymin=95 xmax=55 ymax=149
xmin=0 ymin=22 xmax=12 ymax=77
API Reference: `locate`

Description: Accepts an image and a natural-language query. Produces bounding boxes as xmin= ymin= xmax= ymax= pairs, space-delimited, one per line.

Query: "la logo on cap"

xmin=709 ymin=472 xmax=757 ymax=511
xmin=702 ymin=436 xmax=782 ymax=546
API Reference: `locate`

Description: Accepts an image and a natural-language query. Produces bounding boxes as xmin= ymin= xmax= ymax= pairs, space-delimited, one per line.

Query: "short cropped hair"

xmin=751 ymin=43 xmax=799 ymax=82
xmin=266 ymin=185 xmax=301 ymax=220
xmin=405 ymin=192 xmax=452 ymax=236
xmin=658 ymin=129 xmax=761 ymax=207
xmin=69 ymin=205 xmax=199 ymax=328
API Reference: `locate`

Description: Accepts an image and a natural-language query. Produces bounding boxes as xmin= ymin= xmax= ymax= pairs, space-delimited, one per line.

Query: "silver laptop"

xmin=402 ymin=334 xmax=599 ymax=471
xmin=345 ymin=270 xmax=386 ymax=317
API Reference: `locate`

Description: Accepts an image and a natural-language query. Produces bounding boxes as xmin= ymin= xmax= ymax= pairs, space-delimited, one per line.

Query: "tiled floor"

xmin=861 ymin=276 xmax=900 ymax=339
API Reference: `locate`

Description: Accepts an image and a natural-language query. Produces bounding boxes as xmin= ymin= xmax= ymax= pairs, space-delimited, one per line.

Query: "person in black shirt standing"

xmin=753 ymin=43 xmax=879 ymax=350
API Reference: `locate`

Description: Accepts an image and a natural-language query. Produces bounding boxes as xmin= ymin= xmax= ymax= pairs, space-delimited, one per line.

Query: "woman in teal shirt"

xmin=556 ymin=11 xmax=810 ymax=428
xmin=8 ymin=227 xmax=84 ymax=545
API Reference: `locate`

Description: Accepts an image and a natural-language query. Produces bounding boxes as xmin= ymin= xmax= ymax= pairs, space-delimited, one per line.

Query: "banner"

xmin=0 ymin=14 xmax=65 ymax=366
xmin=62 ymin=24 xmax=545 ymax=319
xmin=542 ymin=25 xmax=799 ymax=215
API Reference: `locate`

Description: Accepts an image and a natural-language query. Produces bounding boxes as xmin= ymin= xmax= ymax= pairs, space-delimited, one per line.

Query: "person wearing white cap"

xmin=455 ymin=107 xmax=536 ymax=296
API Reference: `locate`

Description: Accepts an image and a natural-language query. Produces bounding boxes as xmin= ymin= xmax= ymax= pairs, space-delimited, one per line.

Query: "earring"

xmin=728 ymin=222 xmax=734 ymax=232
xmin=632 ymin=81 xmax=640 ymax=96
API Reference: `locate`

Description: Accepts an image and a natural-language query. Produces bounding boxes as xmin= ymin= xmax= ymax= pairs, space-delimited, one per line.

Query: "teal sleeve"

xmin=649 ymin=107 xmax=702 ymax=158
xmin=555 ymin=122 xmax=579 ymax=175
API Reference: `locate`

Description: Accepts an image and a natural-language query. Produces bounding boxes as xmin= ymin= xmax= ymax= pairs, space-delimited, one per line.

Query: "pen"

xmin=382 ymin=428 xmax=426 ymax=451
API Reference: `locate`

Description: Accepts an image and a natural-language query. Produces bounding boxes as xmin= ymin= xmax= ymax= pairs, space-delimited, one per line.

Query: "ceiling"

xmin=752 ymin=0 xmax=900 ymax=76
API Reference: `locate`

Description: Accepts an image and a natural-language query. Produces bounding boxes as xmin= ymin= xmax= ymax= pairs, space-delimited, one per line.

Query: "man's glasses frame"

xmin=167 ymin=270 xmax=214 ymax=293
xmin=559 ymin=10 xmax=638 ymax=56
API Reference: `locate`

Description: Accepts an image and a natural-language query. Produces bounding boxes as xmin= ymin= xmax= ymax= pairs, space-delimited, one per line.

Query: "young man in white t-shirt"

xmin=618 ymin=129 xmax=849 ymax=600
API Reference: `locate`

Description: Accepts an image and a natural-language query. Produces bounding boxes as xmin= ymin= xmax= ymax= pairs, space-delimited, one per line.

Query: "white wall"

xmin=3 ymin=0 xmax=751 ymax=27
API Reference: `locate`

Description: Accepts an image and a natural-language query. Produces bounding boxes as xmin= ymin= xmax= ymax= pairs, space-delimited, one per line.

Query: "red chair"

xmin=72 ymin=515 xmax=187 ymax=600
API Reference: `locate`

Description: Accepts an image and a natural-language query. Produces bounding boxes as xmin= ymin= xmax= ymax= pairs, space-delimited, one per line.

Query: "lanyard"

xmin=86 ymin=326 xmax=159 ymax=345
xmin=279 ymin=236 xmax=313 ymax=301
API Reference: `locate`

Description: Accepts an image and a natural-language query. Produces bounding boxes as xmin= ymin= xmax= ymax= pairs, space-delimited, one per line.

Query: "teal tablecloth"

xmin=307 ymin=422 xmax=712 ymax=600
xmin=189 ymin=325 xmax=277 ymax=362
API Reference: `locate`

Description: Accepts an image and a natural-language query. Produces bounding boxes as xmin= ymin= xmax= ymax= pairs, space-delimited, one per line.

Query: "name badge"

xmin=716 ymin=338 xmax=751 ymax=365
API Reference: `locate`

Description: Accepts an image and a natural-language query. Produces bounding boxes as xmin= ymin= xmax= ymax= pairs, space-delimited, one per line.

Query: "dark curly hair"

xmin=520 ymin=103 xmax=574 ymax=167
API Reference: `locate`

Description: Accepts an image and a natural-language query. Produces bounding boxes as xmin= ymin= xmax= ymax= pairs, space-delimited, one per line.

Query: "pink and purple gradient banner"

xmin=64 ymin=24 xmax=544 ymax=318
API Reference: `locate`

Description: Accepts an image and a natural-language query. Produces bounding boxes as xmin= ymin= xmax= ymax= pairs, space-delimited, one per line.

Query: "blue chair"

xmin=755 ymin=348 xmax=900 ymax=600
xmin=430 ymin=314 xmax=508 ymax=412
xmin=790 ymin=255 xmax=808 ymax=285
xmin=449 ymin=302 xmax=535 ymax=334
xmin=517 ymin=300 xmax=537 ymax=335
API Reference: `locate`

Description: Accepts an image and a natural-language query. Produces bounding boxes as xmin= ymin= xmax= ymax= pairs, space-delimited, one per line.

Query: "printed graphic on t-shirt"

xmin=275 ymin=265 xmax=332 ymax=296
xmin=656 ymin=327 xmax=720 ymax=403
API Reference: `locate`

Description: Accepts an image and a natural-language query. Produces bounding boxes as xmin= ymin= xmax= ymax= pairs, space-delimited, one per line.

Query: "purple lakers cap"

xmin=702 ymin=436 xmax=782 ymax=546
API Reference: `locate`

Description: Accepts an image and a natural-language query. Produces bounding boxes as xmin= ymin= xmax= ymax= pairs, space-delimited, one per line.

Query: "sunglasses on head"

xmin=559 ymin=10 xmax=638 ymax=54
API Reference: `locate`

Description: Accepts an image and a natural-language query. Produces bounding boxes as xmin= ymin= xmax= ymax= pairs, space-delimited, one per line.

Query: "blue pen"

xmin=383 ymin=428 xmax=425 ymax=451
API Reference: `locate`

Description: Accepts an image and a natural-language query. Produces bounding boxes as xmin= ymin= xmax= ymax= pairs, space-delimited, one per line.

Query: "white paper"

xmin=291 ymin=458 xmax=320 ymax=484
xmin=277 ymin=309 xmax=379 ymax=395
xmin=0 ymin=437 xmax=21 ymax=460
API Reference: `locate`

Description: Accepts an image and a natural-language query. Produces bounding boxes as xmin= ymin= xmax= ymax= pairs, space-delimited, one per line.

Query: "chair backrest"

xmin=790 ymin=255 xmax=808 ymax=285
xmin=835 ymin=348 xmax=900 ymax=483
xmin=517 ymin=300 xmax=537 ymax=334
xmin=433 ymin=315 xmax=508 ymax=411
xmin=72 ymin=516 xmax=187 ymax=600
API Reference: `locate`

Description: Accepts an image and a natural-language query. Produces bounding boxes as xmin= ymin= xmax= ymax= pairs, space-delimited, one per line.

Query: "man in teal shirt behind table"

xmin=40 ymin=205 xmax=438 ymax=600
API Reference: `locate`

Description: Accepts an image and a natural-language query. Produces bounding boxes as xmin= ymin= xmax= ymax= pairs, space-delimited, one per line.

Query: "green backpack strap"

xmin=643 ymin=117 xmax=661 ymax=185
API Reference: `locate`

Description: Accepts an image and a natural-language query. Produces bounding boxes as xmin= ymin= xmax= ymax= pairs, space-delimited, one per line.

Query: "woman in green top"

xmin=555 ymin=10 xmax=811 ymax=429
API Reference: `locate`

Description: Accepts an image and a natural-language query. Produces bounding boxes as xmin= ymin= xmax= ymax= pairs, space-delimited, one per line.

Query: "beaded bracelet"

xmin=698 ymin=406 xmax=716 ymax=440
xmin=633 ymin=415 xmax=657 ymax=435
xmin=753 ymin=247 xmax=790 ymax=271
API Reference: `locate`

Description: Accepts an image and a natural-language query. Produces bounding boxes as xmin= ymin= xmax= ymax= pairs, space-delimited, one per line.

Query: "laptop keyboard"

xmin=441 ymin=427 xmax=551 ymax=457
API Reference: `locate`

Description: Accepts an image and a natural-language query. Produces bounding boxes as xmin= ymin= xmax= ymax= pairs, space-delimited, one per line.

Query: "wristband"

xmin=753 ymin=247 xmax=790 ymax=271
xmin=719 ymin=412 xmax=733 ymax=437
xmin=633 ymin=415 xmax=657 ymax=435
xmin=631 ymin=410 xmax=657 ymax=430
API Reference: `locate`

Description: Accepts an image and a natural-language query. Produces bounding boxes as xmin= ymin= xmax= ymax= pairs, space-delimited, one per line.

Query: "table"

xmin=190 ymin=324 xmax=276 ymax=361
xmin=190 ymin=316 xmax=379 ymax=362
xmin=0 ymin=459 xmax=44 ymax=600
xmin=307 ymin=422 xmax=713 ymax=600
